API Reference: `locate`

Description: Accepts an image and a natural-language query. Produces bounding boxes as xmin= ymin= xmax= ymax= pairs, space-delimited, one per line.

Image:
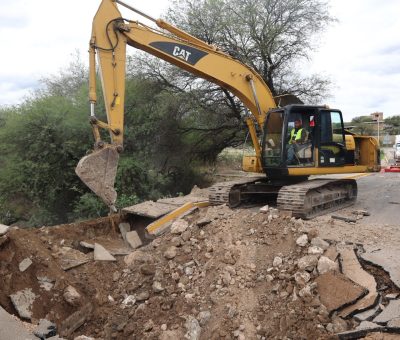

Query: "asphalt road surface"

xmin=349 ymin=172 xmax=400 ymax=225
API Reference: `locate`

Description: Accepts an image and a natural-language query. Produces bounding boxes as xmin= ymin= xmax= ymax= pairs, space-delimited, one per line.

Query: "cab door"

xmin=317 ymin=110 xmax=346 ymax=167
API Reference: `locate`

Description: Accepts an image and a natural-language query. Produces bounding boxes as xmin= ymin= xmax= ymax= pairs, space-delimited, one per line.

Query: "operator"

xmin=287 ymin=119 xmax=307 ymax=165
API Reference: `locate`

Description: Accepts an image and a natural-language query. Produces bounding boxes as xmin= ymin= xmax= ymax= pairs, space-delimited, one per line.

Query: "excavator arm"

xmin=76 ymin=0 xmax=276 ymax=210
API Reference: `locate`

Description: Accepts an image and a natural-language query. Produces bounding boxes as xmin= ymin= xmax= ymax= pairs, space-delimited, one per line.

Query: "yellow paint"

xmin=288 ymin=165 xmax=374 ymax=176
xmin=344 ymin=173 xmax=371 ymax=180
xmin=146 ymin=201 xmax=209 ymax=235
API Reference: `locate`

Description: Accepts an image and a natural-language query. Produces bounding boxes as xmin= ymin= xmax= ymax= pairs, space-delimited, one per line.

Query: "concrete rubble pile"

xmin=0 ymin=204 xmax=399 ymax=339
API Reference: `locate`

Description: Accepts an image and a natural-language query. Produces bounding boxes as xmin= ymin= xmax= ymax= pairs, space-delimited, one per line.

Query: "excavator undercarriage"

xmin=209 ymin=177 xmax=357 ymax=219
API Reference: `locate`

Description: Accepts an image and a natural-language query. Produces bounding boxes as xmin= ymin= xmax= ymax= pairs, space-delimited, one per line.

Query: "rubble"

xmin=1 ymin=197 xmax=400 ymax=339
xmin=125 ymin=230 xmax=142 ymax=249
xmin=34 ymin=319 xmax=57 ymax=339
xmin=0 ymin=224 xmax=10 ymax=236
xmin=93 ymin=243 xmax=116 ymax=261
xmin=317 ymin=256 xmax=339 ymax=274
xmin=9 ymin=288 xmax=37 ymax=320
xmin=316 ymin=272 xmax=367 ymax=313
xmin=19 ymin=257 xmax=33 ymax=272
xmin=63 ymin=286 xmax=82 ymax=306
xmin=170 ymin=219 xmax=189 ymax=234
xmin=361 ymin=246 xmax=400 ymax=288
xmin=373 ymin=299 xmax=400 ymax=324
xmin=339 ymin=247 xmax=378 ymax=317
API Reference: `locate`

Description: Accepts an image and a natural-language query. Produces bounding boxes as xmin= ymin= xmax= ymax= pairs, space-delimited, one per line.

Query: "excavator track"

xmin=277 ymin=179 xmax=357 ymax=219
xmin=209 ymin=177 xmax=266 ymax=207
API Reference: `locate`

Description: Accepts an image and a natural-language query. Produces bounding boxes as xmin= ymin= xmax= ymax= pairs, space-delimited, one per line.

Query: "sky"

xmin=0 ymin=0 xmax=399 ymax=121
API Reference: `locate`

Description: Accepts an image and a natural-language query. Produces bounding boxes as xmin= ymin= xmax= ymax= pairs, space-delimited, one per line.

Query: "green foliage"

xmin=0 ymin=57 xmax=210 ymax=226
xmin=384 ymin=115 xmax=400 ymax=135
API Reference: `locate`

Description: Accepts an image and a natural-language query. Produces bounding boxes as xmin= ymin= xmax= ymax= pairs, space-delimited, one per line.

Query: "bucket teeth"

xmin=75 ymin=146 xmax=119 ymax=207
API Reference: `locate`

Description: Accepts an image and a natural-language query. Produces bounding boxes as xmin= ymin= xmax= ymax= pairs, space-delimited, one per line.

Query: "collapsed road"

xmin=1 ymin=179 xmax=400 ymax=340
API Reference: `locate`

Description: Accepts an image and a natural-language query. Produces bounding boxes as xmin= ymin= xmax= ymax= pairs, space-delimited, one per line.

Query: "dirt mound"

xmin=1 ymin=206 xmax=339 ymax=339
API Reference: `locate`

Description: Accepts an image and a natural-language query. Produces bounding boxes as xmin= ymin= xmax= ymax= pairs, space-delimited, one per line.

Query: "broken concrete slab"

xmin=119 ymin=222 xmax=130 ymax=242
xmin=361 ymin=246 xmax=400 ymax=289
xmin=19 ymin=258 xmax=33 ymax=272
xmin=122 ymin=201 xmax=178 ymax=219
xmin=94 ymin=243 xmax=116 ymax=261
xmin=373 ymin=299 xmax=400 ymax=325
xmin=388 ymin=318 xmax=400 ymax=328
xmin=353 ymin=300 xmax=382 ymax=322
xmin=9 ymin=288 xmax=37 ymax=320
xmin=317 ymin=256 xmax=339 ymax=275
xmin=171 ymin=219 xmax=189 ymax=235
xmin=339 ymin=248 xmax=378 ymax=318
xmin=337 ymin=325 xmax=400 ymax=340
xmin=57 ymin=247 xmax=91 ymax=270
xmin=0 ymin=306 xmax=36 ymax=340
xmin=80 ymin=241 xmax=94 ymax=250
xmin=125 ymin=230 xmax=143 ymax=249
xmin=0 ymin=224 xmax=10 ymax=236
xmin=59 ymin=303 xmax=93 ymax=338
xmin=324 ymin=246 xmax=339 ymax=262
xmin=315 ymin=272 xmax=367 ymax=314
xmin=356 ymin=321 xmax=383 ymax=331
xmin=34 ymin=318 xmax=57 ymax=339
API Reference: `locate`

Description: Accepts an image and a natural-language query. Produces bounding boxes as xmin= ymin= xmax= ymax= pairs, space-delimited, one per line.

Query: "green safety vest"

xmin=290 ymin=128 xmax=303 ymax=144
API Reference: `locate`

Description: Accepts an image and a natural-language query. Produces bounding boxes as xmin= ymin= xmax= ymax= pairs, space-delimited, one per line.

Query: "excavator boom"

xmin=76 ymin=0 xmax=276 ymax=208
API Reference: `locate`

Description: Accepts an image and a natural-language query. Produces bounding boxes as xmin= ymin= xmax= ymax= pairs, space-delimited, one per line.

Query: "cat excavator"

xmin=76 ymin=0 xmax=381 ymax=219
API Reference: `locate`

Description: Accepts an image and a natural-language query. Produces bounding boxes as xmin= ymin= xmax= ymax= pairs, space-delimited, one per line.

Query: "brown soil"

xmin=0 ymin=206 xmax=335 ymax=339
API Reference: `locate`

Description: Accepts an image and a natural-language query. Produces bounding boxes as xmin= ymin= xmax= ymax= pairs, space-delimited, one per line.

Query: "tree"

xmin=132 ymin=0 xmax=334 ymax=159
xmin=166 ymin=0 xmax=333 ymax=101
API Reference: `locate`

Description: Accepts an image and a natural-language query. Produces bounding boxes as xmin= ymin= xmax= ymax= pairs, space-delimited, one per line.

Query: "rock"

xmin=122 ymin=295 xmax=136 ymax=307
xmin=74 ymin=336 xmax=95 ymax=340
xmin=0 ymin=224 xmax=9 ymax=236
xmin=144 ymin=319 xmax=154 ymax=332
xmin=386 ymin=293 xmax=399 ymax=300
xmin=197 ymin=311 xmax=211 ymax=326
xmin=310 ymin=237 xmax=329 ymax=250
xmin=197 ymin=218 xmax=212 ymax=227
xmin=354 ymin=302 xmax=381 ymax=322
xmin=119 ymin=222 xmax=131 ymax=241
xmin=259 ymin=205 xmax=269 ymax=213
xmin=317 ymin=256 xmax=338 ymax=274
xmin=308 ymin=246 xmax=324 ymax=255
xmin=316 ymin=272 xmax=367 ymax=313
xmin=164 ymin=246 xmax=177 ymax=259
xmin=57 ymin=247 xmax=91 ymax=270
xmin=34 ymin=319 xmax=57 ymax=339
xmin=185 ymin=316 xmax=201 ymax=340
xmin=140 ymin=264 xmax=156 ymax=276
xmin=9 ymin=288 xmax=36 ymax=320
xmin=19 ymin=258 xmax=33 ymax=272
xmin=37 ymin=276 xmax=55 ymax=291
xmin=59 ymin=303 xmax=93 ymax=338
xmin=296 ymin=234 xmax=308 ymax=247
xmin=124 ymin=250 xmax=153 ymax=267
xmin=294 ymin=271 xmax=311 ymax=287
xmin=273 ymin=256 xmax=283 ymax=267
xmin=331 ymin=315 xmax=349 ymax=333
xmin=136 ymin=291 xmax=150 ymax=302
xmin=94 ymin=243 xmax=116 ymax=261
xmin=388 ymin=317 xmax=400 ymax=327
xmin=63 ymin=286 xmax=81 ymax=306
xmin=356 ymin=321 xmax=382 ymax=330
xmin=160 ymin=330 xmax=185 ymax=340
xmin=125 ymin=230 xmax=143 ymax=249
xmin=171 ymin=219 xmax=189 ymax=234
xmin=373 ymin=299 xmax=400 ymax=324
xmin=152 ymin=281 xmax=164 ymax=293
xmin=79 ymin=241 xmax=94 ymax=250
xmin=297 ymin=255 xmax=318 ymax=272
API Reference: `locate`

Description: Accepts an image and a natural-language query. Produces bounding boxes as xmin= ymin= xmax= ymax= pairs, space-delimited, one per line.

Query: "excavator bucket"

xmin=75 ymin=146 xmax=120 ymax=209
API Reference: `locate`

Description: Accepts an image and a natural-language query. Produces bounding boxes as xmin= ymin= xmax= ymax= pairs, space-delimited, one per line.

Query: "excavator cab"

xmin=261 ymin=105 xmax=347 ymax=179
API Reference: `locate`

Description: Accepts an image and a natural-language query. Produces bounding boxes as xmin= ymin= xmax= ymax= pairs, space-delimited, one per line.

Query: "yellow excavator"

xmin=76 ymin=0 xmax=381 ymax=219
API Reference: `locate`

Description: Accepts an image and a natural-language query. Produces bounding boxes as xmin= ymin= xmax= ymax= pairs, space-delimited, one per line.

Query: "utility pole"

xmin=371 ymin=112 xmax=383 ymax=146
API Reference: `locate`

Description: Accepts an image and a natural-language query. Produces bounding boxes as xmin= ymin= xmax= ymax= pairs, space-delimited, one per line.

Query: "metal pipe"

xmin=115 ymin=0 xmax=157 ymax=23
